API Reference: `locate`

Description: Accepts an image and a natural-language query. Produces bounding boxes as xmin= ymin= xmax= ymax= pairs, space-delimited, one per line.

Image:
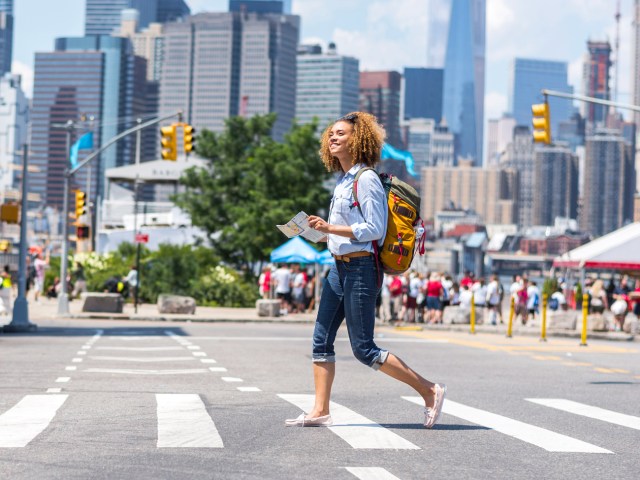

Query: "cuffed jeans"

xmin=312 ymin=255 xmax=389 ymax=370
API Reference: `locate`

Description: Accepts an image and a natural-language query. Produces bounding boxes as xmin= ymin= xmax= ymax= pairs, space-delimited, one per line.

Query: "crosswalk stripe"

xmin=85 ymin=368 xmax=208 ymax=375
xmin=88 ymin=356 xmax=196 ymax=363
xmin=345 ymin=467 xmax=402 ymax=480
xmin=526 ymin=399 xmax=640 ymax=430
xmin=95 ymin=346 xmax=184 ymax=352
xmin=0 ymin=395 xmax=68 ymax=447
xmin=403 ymin=396 xmax=612 ymax=453
xmin=156 ymin=394 xmax=223 ymax=448
xmin=279 ymin=394 xmax=419 ymax=450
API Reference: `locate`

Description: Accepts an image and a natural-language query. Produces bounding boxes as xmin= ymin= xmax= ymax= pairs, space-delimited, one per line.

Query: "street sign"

xmin=135 ymin=233 xmax=149 ymax=244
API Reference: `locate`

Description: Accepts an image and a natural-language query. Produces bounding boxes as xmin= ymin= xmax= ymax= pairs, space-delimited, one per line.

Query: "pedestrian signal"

xmin=75 ymin=191 xmax=87 ymax=218
xmin=161 ymin=124 xmax=178 ymax=161
xmin=76 ymin=225 xmax=90 ymax=240
xmin=532 ymin=102 xmax=552 ymax=145
xmin=183 ymin=124 xmax=196 ymax=153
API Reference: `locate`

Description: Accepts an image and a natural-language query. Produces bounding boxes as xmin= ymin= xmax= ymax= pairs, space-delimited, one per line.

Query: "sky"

xmin=12 ymin=0 xmax=634 ymax=123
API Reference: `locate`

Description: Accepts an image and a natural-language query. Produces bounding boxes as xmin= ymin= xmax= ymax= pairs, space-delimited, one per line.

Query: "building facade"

xmin=229 ymin=0 xmax=291 ymax=14
xmin=442 ymin=0 xmax=485 ymax=165
xmin=580 ymin=129 xmax=635 ymax=236
xmin=403 ymin=67 xmax=443 ymax=123
xmin=509 ymin=58 xmax=573 ymax=138
xmin=421 ymin=159 xmax=518 ymax=225
xmin=581 ymin=40 xmax=612 ymax=127
xmin=532 ymin=145 xmax=579 ymax=226
xmin=159 ymin=11 xmax=299 ymax=141
xmin=501 ymin=125 xmax=535 ymax=227
xmin=486 ymin=114 xmax=516 ymax=167
xmin=0 ymin=73 xmax=27 ymax=193
xmin=0 ymin=0 xmax=12 ymax=76
xmin=359 ymin=71 xmax=403 ymax=147
xmin=405 ymin=118 xmax=454 ymax=172
xmin=295 ymin=43 xmax=359 ymax=129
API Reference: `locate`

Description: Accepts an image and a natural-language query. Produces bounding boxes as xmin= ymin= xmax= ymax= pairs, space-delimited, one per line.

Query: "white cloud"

xmin=487 ymin=0 xmax=515 ymax=32
xmin=11 ymin=61 xmax=34 ymax=98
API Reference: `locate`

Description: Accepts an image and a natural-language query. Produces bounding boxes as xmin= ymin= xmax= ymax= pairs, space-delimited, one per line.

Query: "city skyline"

xmin=10 ymin=0 xmax=634 ymax=124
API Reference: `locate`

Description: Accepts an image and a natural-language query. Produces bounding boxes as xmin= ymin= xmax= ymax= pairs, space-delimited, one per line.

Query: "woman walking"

xmin=285 ymin=112 xmax=446 ymax=429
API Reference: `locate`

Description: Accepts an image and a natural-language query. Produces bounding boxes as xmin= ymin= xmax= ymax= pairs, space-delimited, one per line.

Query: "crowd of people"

xmin=583 ymin=275 xmax=640 ymax=331
xmin=258 ymin=263 xmax=317 ymax=315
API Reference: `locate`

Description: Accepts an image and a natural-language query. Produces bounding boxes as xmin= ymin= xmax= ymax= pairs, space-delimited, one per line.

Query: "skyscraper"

xmin=296 ymin=43 xmax=359 ymax=129
xmin=0 ymin=0 xmax=13 ymax=76
xmin=442 ymin=0 xmax=486 ymax=165
xmin=426 ymin=0 xmax=452 ymax=68
xmin=632 ymin=1 xmax=640 ymax=128
xmin=85 ymin=0 xmax=190 ymax=36
xmin=509 ymin=58 xmax=573 ymax=138
xmin=403 ymin=67 xmax=443 ymax=122
xmin=0 ymin=73 xmax=27 ymax=193
xmin=486 ymin=114 xmax=516 ymax=167
xmin=159 ymin=11 xmax=299 ymax=141
xmin=502 ymin=126 xmax=535 ymax=227
xmin=229 ymin=0 xmax=291 ymax=14
xmin=580 ymin=129 xmax=635 ymax=236
xmin=359 ymin=71 xmax=403 ymax=147
xmin=581 ymin=40 xmax=612 ymax=127
xmin=405 ymin=118 xmax=454 ymax=171
xmin=533 ymin=146 xmax=579 ymax=226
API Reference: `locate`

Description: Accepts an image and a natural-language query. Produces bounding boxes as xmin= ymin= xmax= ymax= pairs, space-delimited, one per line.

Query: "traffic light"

xmin=183 ymin=124 xmax=196 ymax=153
xmin=160 ymin=124 xmax=178 ymax=161
xmin=76 ymin=225 xmax=90 ymax=240
xmin=75 ymin=190 xmax=87 ymax=218
xmin=0 ymin=203 xmax=19 ymax=224
xmin=532 ymin=101 xmax=552 ymax=145
xmin=0 ymin=239 xmax=10 ymax=252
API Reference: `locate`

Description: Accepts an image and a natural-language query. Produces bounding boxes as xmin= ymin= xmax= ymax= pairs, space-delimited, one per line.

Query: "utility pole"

xmin=57 ymin=120 xmax=74 ymax=315
xmin=3 ymin=144 xmax=37 ymax=332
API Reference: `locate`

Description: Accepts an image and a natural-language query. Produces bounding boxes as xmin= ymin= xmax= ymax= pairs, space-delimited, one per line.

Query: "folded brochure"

xmin=277 ymin=211 xmax=325 ymax=243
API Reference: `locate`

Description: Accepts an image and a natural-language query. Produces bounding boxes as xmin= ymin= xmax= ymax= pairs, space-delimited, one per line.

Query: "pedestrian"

xmin=286 ymin=112 xmax=445 ymax=428
xmin=588 ymin=279 xmax=607 ymax=314
xmin=273 ymin=264 xmax=292 ymax=315
xmin=258 ymin=265 xmax=271 ymax=300
xmin=516 ymin=278 xmax=529 ymax=325
xmin=71 ymin=262 xmax=87 ymax=299
xmin=291 ymin=264 xmax=306 ymax=313
xmin=425 ymin=272 xmax=443 ymax=324
xmin=486 ymin=274 xmax=502 ymax=325
xmin=389 ymin=274 xmax=404 ymax=321
xmin=125 ymin=265 xmax=138 ymax=300
xmin=0 ymin=265 xmax=12 ymax=315
xmin=527 ymin=281 xmax=540 ymax=322
xmin=33 ymin=251 xmax=48 ymax=303
xmin=380 ymin=274 xmax=393 ymax=323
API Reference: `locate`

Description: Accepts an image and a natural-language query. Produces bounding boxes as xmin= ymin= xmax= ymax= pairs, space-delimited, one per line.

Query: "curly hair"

xmin=319 ymin=112 xmax=386 ymax=172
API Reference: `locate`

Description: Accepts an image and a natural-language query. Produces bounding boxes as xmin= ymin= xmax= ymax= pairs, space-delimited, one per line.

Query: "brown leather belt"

xmin=332 ymin=251 xmax=372 ymax=263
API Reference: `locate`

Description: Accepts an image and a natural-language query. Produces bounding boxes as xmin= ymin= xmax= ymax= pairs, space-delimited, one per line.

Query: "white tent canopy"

xmin=553 ymin=223 xmax=640 ymax=271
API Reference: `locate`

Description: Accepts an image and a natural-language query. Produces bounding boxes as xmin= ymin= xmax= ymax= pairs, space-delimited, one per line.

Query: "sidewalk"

xmin=1 ymin=297 xmax=636 ymax=342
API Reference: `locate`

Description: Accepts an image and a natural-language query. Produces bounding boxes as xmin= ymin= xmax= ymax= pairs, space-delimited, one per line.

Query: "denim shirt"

xmin=327 ymin=164 xmax=387 ymax=255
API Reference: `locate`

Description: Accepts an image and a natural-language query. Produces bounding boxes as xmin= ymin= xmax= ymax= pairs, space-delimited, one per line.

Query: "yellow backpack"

xmin=353 ymin=168 xmax=425 ymax=275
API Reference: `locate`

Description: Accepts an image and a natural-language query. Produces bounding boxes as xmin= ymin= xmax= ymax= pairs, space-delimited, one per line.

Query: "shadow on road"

xmin=0 ymin=326 xmax=190 ymax=337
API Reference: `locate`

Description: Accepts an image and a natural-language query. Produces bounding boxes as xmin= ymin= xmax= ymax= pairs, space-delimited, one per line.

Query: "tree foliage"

xmin=173 ymin=114 xmax=331 ymax=270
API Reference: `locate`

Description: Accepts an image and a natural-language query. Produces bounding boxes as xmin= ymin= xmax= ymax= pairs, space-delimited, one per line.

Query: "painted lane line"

xmin=403 ymin=396 xmax=612 ymax=453
xmin=0 ymin=395 xmax=68 ymax=447
xmin=156 ymin=394 xmax=223 ymax=448
xmin=200 ymin=359 xmax=217 ymax=364
xmin=85 ymin=368 xmax=208 ymax=375
xmin=187 ymin=346 xmax=200 ymax=350
xmin=88 ymin=356 xmax=196 ymax=363
xmin=192 ymin=352 xmax=207 ymax=357
xmin=55 ymin=377 xmax=71 ymax=383
xmin=279 ymin=394 xmax=419 ymax=450
xmin=345 ymin=467 xmax=402 ymax=480
xmin=221 ymin=377 xmax=243 ymax=383
xmin=65 ymin=366 xmax=77 ymax=371
xmin=237 ymin=387 xmax=261 ymax=392
xmin=526 ymin=399 xmax=640 ymax=431
xmin=81 ymin=346 xmax=91 ymax=350
xmin=209 ymin=367 xmax=228 ymax=372
xmin=95 ymin=346 xmax=184 ymax=352
xmin=72 ymin=358 xmax=83 ymax=363
xmin=77 ymin=351 xmax=87 ymax=355
xmin=46 ymin=388 xmax=62 ymax=394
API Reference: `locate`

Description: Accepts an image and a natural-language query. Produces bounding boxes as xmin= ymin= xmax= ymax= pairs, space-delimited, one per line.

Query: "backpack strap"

xmin=352 ymin=166 xmax=381 ymax=286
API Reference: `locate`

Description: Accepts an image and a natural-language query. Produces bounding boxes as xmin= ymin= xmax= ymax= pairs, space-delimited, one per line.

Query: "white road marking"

xmin=0 ymin=395 xmax=68 ymax=447
xmin=88 ymin=356 xmax=196 ymax=363
xmin=221 ymin=377 xmax=243 ymax=383
xmin=209 ymin=367 xmax=227 ymax=372
xmin=85 ymin=368 xmax=208 ymax=375
xmin=156 ymin=394 xmax=223 ymax=448
xmin=279 ymin=394 xmax=419 ymax=450
xmin=46 ymin=388 xmax=62 ymax=394
xmin=77 ymin=351 xmax=87 ymax=355
xmin=55 ymin=377 xmax=71 ymax=383
xmin=95 ymin=346 xmax=184 ymax=352
xmin=65 ymin=366 xmax=77 ymax=371
xmin=237 ymin=387 xmax=261 ymax=392
xmin=72 ymin=358 xmax=83 ymax=363
xmin=192 ymin=352 xmax=207 ymax=357
xmin=200 ymin=359 xmax=217 ymax=364
xmin=345 ymin=467 xmax=402 ymax=480
xmin=526 ymin=399 xmax=640 ymax=431
xmin=403 ymin=396 xmax=612 ymax=453
xmin=187 ymin=346 xmax=200 ymax=350
xmin=81 ymin=346 xmax=91 ymax=350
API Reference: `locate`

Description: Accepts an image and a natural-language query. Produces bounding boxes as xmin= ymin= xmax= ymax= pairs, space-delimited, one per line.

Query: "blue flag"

xmin=70 ymin=132 xmax=94 ymax=168
xmin=381 ymin=143 xmax=418 ymax=177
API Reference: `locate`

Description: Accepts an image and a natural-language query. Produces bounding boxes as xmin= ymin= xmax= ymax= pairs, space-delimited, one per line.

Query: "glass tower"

xmin=403 ymin=67 xmax=443 ymax=122
xmin=442 ymin=0 xmax=485 ymax=165
xmin=0 ymin=0 xmax=12 ymax=75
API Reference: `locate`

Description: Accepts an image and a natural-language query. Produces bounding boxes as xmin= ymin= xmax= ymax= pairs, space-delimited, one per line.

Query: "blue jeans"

xmin=312 ymin=255 xmax=389 ymax=370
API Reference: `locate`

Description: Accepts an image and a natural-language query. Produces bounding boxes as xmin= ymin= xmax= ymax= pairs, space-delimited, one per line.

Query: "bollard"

xmin=507 ymin=296 xmax=515 ymax=338
xmin=580 ymin=295 xmax=589 ymax=347
xmin=540 ymin=293 xmax=548 ymax=342
xmin=470 ymin=293 xmax=476 ymax=334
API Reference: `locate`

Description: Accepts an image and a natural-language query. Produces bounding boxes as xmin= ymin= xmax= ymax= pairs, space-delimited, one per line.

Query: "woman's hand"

xmin=308 ymin=215 xmax=331 ymax=234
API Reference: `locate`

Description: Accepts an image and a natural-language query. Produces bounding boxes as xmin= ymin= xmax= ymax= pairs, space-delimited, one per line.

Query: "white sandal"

xmin=285 ymin=413 xmax=333 ymax=427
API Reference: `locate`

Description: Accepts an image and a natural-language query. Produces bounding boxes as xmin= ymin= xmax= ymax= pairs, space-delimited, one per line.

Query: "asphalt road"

xmin=1 ymin=317 xmax=639 ymax=480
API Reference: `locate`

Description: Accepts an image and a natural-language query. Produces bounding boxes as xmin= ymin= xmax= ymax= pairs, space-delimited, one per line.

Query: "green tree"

xmin=174 ymin=114 xmax=331 ymax=270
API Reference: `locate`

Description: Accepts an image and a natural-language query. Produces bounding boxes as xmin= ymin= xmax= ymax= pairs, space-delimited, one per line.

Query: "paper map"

xmin=277 ymin=211 xmax=326 ymax=243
